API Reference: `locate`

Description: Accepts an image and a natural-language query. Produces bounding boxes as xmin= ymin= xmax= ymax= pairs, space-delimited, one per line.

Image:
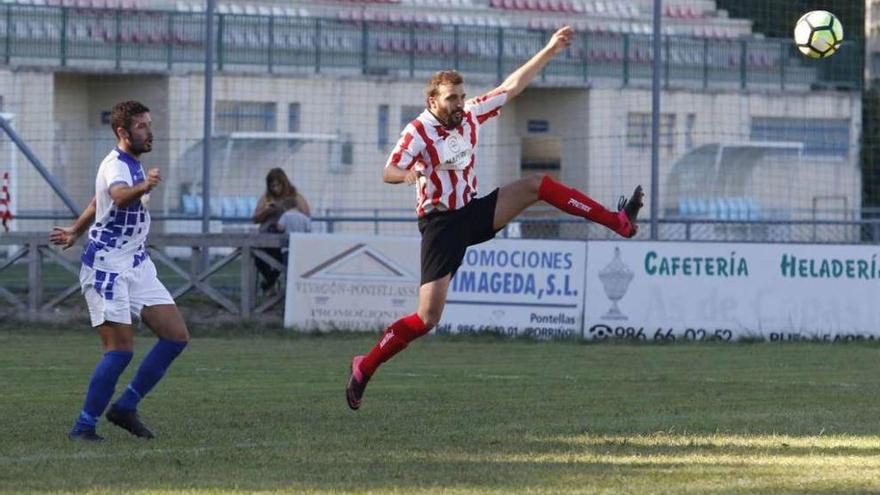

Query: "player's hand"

xmin=49 ymin=226 xmax=79 ymax=250
xmin=546 ymin=26 xmax=574 ymax=56
xmin=145 ymin=168 xmax=162 ymax=191
xmin=404 ymin=168 xmax=424 ymax=186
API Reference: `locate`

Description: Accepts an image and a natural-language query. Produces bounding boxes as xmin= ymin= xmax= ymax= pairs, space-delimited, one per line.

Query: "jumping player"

xmin=346 ymin=26 xmax=644 ymax=409
xmin=51 ymin=101 xmax=189 ymax=441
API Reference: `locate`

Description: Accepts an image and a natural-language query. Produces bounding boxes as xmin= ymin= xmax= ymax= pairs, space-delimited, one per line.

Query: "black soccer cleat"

xmin=106 ymin=406 xmax=155 ymax=439
xmin=68 ymin=427 xmax=104 ymax=443
xmin=346 ymin=355 xmax=369 ymax=410
xmin=615 ymin=185 xmax=644 ymax=238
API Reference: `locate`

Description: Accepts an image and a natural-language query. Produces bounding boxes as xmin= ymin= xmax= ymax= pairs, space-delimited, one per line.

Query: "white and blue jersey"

xmin=82 ymin=148 xmax=151 ymax=273
xmin=79 ymin=148 xmax=173 ymax=326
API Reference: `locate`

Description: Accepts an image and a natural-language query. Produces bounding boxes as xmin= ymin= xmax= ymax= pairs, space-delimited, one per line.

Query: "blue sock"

xmin=73 ymin=350 xmax=133 ymax=431
xmin=114 ymin=339 xmax=187 ymax=411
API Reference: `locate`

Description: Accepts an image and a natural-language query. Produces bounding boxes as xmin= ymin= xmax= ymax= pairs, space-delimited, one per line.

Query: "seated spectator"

xmin=276 ymin=196 xmax=312 ymax=234
xmin=252 ymin=168 xmax=310 ymax=293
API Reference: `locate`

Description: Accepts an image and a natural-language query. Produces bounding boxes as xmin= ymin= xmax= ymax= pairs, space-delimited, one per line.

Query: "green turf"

xmin=1 ymin=328 xmax=879 ymax=494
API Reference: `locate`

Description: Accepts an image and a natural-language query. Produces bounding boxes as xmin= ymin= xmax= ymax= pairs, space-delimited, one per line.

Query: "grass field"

xmin=2 ymin=325 xmax=879 ymax=494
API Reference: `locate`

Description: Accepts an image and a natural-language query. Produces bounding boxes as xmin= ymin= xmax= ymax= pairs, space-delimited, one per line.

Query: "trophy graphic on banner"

xmin=598 ymin=246 xmax=633 ymax=320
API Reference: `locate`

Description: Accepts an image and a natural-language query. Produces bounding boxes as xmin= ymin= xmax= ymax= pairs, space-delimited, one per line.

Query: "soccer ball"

xmin=793 ymin=10 xmax=843 ymax=59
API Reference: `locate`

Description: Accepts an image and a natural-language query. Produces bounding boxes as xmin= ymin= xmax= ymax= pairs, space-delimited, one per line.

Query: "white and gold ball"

xmin=794 ymin=10 xmax=843 ymax=59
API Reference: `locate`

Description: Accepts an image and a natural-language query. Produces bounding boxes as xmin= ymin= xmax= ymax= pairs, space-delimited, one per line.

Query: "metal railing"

xmin=0 ymin=4 xmax=861 ymax=90
xmin=0 ymin=232 xmax=287 ymax=320
xmin=1 ymin=220 xmax=877 ymax=323
xmin=6 ymin=213 xmax=878 ymax=244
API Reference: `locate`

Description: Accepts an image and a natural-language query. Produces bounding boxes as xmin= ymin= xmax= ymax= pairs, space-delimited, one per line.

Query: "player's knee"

xmin=163 ymin=322 xmax=190 ymax=343
xmin=103 ymin=334 xmax=134 ymax=352
xmin=528 ymin=174 xmax=545 ymax=193
xmin=171 ymin=326 xmax=190 ymax=343
xmin=418 ymin=309 xmax=442 ymax=331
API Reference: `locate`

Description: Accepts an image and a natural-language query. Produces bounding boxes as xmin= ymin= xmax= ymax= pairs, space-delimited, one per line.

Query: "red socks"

xmin=359 ymin=313 xmax=428 ymax=377
xmin=538 ymin=175 xmax=622 ymax=231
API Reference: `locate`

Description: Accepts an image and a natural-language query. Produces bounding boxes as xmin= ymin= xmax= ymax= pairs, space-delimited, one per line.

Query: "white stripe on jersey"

xmin=385 ymin=88 xmax=508 ymax=217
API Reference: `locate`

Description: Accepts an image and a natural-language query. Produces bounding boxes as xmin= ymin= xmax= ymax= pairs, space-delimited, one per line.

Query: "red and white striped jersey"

xmin=385 ymin=88 xmax=508 ymax=217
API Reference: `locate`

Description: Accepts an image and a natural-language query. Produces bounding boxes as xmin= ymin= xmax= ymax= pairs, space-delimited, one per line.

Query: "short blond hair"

xmin=425 ymin=70 xmax=464 ymax=99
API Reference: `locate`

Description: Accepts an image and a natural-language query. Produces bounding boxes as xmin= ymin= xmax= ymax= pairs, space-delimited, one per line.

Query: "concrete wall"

xmin=0 ymin=67 xmax=862 ymax=235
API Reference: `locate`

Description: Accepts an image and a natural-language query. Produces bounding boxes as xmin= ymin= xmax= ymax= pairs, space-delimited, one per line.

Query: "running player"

xmin=51 ymin=101 xmax=189 ymax=441
xmin=346 ymin=26 xmax=644 ymax=410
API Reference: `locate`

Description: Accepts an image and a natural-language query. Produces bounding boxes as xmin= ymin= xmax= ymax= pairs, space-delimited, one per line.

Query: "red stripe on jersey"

xmin=404 ymin=155 xmax=419 ymax=170
xmin=447 ymin=171 xmax=458 ymax=210
xmin=462 ymin=160 xmax=473 ymax=201
xmin=465 ymin=113 xmax=477 ymax=146
xmin=477 ymin=108 xmax=501 ymax=124
xmin=429 ymin=171 xmax=443 ymax=206
xmin=412 ymin=120 xmax=440 ymax=167
xmin=471 ymin=88 xmax=507 ymax=104
xmin=388 ymin=132 xmax=414 ymax=168
xmin=417 ymin=180 xmax=427 ymax=217
xmin=462 ymin=112 xmax=477 ymax=200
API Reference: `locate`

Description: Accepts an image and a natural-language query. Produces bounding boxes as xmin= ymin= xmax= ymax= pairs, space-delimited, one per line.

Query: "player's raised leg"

xmin=346 ymin=275 xmax=449 ymax=410
xmin=107 ymin=304 xmax=188 ymax=439
xmin=495 ymin=174 xmax=644 ymax=238
xmin=69 ymin=322 xmax=134 ymax=442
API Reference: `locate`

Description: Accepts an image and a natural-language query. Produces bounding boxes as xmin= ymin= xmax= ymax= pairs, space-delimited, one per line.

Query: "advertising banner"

xmin=438 ymin=239 xmax=587 ymax=339
xmin=284 ymin=235 xmax=586 ymax=338
xmin=283 ymin=234 xmax=420 ymax=331
xmin=584 ymin=241 xmax=880 ymax=342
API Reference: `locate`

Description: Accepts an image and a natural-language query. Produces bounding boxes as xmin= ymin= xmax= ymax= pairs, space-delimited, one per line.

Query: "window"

xmin=215 ymin=101 xmax=276 ymax=133
xmin=627 ymin=112 xmax=675 ymax=152
xmin=288 ymin=102 xmax=300 ymax=132
xmin=341 ymin=141 xmax=353 ymax=165
xmin=287 ymin=103 xmax=302 ymax=152
xmin=685 ymin=113 xmax=696 ymax=151
xmin=378 ymin=104 xmax=389 ymax=149
xmin=751 ymin=117 xmax=850 ymax=158
xmin=400 ymin=105 xmax=423 ymax=127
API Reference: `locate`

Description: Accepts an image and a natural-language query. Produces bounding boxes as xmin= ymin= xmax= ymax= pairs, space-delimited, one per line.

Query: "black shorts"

xmin=418 ymin=189 xmax=500 ymax=285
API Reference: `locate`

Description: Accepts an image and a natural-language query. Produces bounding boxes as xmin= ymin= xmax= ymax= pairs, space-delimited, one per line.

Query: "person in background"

xmin=275 ymin=196 xmax=312 ymax=274
xmin=252 ymin=168 xmax=310 ymax=293
xmin=276 ymin=196 xmax=312 ymax=235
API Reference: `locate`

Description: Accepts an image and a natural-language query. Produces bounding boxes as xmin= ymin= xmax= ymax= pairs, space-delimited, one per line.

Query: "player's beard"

xmin=443 ymin=109 xmax=463 ymax=128
xmin=130 ymin=136 xmax=153 ymax=155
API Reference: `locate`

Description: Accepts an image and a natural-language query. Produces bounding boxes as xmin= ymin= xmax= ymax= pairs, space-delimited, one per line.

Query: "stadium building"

xmin=0 ymin=0 xmax=862 ymax=241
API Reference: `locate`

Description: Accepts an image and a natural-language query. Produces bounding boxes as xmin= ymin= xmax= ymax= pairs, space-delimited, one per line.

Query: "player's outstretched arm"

xmin=50 ymin=196 xmax=96 ymax=250
xmin=497 ymin=25 xmax=573 ymax=102
xmin=383 ymin=165 xmax=422 ymax=185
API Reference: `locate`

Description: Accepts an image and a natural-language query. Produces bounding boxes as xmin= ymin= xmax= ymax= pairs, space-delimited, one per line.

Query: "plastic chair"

xmin=236 ymin=196 xmax=252 ymax=219
xmin=221 ymin=197 xmax=238 ymax=218
xmin=714 ymin=198 xmax=729 ymax=220
xmin=181 ymin=194 xmax=196 ymax=214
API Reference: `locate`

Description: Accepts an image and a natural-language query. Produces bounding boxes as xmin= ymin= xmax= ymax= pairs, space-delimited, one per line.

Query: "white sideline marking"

xmin=3 ymin=366 xmax=73 ymax=371
xmin=390 ymin=372 xmax=525 ymax=380
xmin=0 ymin=441 xmax=289 ymax=465
xmin=391 ymin=372 xmax=442 ymax=378
xmin=471 ymin=374 xmax=524 ymax=380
